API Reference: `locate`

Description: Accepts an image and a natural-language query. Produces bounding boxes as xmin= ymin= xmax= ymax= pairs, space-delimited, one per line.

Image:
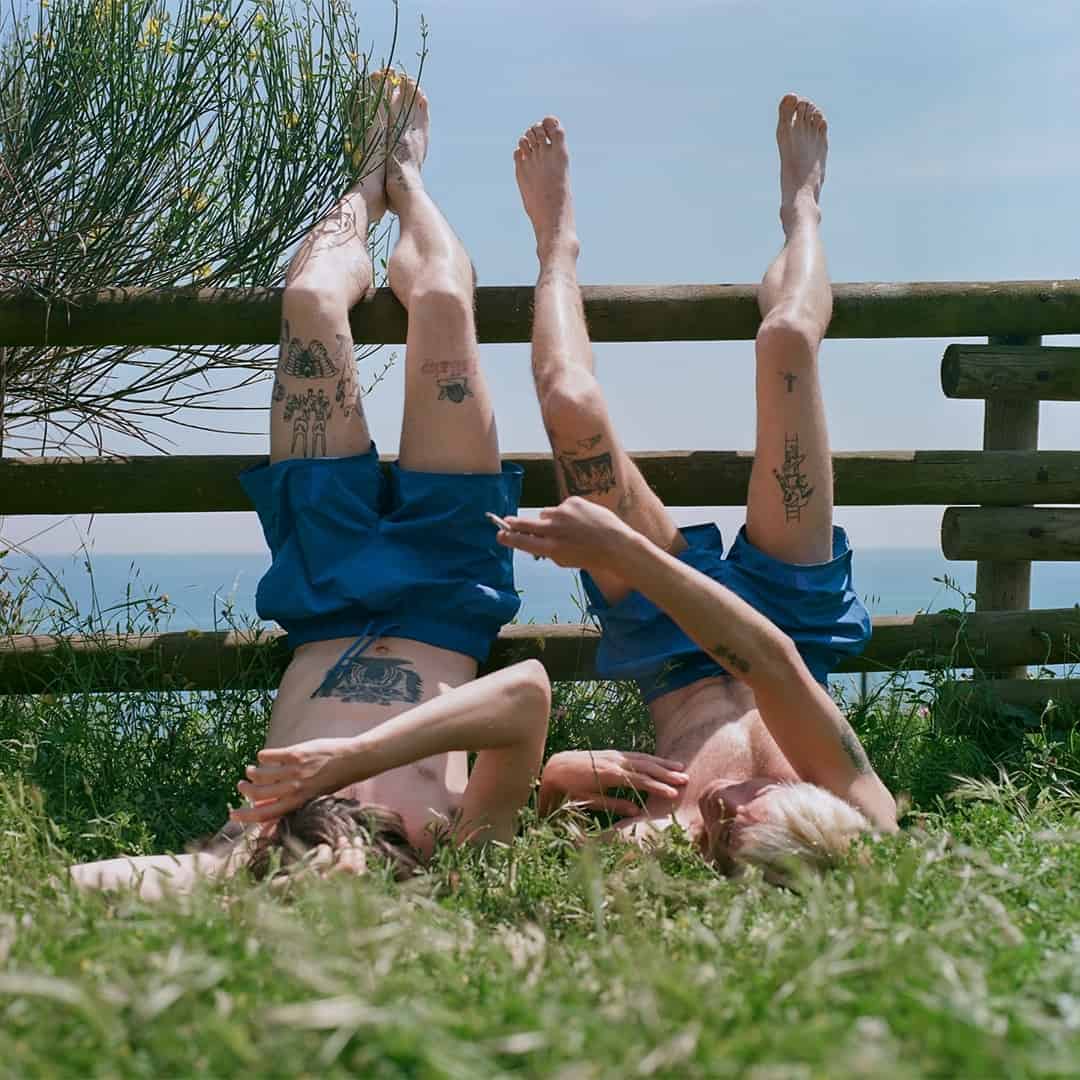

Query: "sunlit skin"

xmin=508 ymin=98 xmax=897 ymax=865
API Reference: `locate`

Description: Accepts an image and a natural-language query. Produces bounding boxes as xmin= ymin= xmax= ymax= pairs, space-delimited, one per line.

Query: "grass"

xmin=1 ymin=561 xmax=1080 ymax=1077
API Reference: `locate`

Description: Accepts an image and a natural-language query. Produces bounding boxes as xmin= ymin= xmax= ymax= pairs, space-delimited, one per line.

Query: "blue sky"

xmin=7 ymin=0 xmax=1080 ymax=555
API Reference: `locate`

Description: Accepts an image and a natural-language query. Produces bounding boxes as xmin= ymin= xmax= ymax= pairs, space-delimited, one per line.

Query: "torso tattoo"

xmin=311 ymin=655 xmax=424 ymax=706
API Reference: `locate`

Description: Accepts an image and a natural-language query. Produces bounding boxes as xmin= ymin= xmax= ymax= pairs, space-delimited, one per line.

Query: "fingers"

xmin=496 ymin=531 xmax=558 ymax=559
xmin=230 ymin=795 xmax=301 ymax=825
xmin=582 ymin=795 xmax=646 ymax=818
xmin=622 ymin=752 xmax=690 ymax=788
xmin=237 ymin=777 xmax=301 ymax=803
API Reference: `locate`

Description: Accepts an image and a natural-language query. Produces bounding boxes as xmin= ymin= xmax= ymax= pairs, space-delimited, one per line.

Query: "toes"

xmin=541 ymin=115 xmax=564 ymax=141
xmin=529 ymin=122 xmax=547 ymax=147
xmin=794 ymin=99 xmax=810 ymax=125
xmin=517 ymin=136 xmax=531 ymax=155
xmin=778 ymin=93 xmax=798 ymax=125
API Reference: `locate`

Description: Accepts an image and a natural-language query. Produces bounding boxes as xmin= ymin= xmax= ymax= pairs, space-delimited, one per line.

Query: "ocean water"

xmin=5 ymin=548 xmax=1080 ymax=633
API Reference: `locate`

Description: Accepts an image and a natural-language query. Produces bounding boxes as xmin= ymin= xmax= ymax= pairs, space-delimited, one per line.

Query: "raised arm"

xmin=498 ymin=500 xmax=897 ymax=832
xmin=232 ymin=660 xmax=551 ymax=844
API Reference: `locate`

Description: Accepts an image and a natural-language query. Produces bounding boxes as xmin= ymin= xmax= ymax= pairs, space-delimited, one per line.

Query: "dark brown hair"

xmin=246 ymin=796 xmax=424 ymax=882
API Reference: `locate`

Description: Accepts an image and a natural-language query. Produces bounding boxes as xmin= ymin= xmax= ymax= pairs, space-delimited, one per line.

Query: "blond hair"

xmin=733 ymin=781 xmax=873 ymax=881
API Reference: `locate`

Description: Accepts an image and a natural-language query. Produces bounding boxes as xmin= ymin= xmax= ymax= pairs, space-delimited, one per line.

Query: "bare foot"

xmin=776 ymin=93 xmax=827 ymax=228
xmin=384 ymin=71 xmax=429 ymax=207
xmin=344 ymin=72 xmax=393 ymax=223
xmin=514 ymin=116 xmax=579 ymax=263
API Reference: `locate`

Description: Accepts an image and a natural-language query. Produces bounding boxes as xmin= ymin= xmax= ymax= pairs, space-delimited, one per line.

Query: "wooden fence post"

xmin=974 ymin=334 xmax=1041 ymax=677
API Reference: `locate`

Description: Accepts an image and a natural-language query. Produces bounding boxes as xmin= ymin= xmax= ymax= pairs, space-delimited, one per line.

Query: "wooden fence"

xmin=2 ymin=281 xmax=1080 ymax=705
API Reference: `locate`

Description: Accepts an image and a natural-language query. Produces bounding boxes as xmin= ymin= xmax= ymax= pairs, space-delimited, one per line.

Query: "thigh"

xmin=270 ymin=317 xmax=372 ymax=464
xmin=745 ymin=336 xmax=834 ymax=565
xmin=544 ymin=377 xmax=683 ymax=602
xmin=397 ymin=309 xmax=500 ymax=475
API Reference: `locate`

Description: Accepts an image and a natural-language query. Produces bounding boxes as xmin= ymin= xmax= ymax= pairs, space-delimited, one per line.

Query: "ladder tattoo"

xmin=773 ymin=432 xmax=815 ymax=522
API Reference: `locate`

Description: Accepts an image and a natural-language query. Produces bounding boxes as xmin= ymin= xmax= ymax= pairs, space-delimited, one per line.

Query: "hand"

xmin=230 ymin=736 xmax=363 ymax=825
xmin=539 ymin=749 xmax=689 ymax=818
xmin=496 ymin=497 xmax=634 ymax=571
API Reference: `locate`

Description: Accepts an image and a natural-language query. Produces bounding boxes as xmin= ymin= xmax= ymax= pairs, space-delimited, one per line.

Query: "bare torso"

xmin=266 ymin=635 xmax=477 ymax=856
xmin=619 ymin=676 xmax=799 ymax=842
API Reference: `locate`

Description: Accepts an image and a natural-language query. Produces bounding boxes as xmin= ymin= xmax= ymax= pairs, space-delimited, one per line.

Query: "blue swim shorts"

xmin=581 ymin=523 xmax=872 ymax=701
xmin=239 ymin=446 xmax=523 ymax=661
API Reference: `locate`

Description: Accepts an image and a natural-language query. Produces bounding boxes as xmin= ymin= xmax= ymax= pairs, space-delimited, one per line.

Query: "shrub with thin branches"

xmin=0 ymin=0 xmax=418 ymax=453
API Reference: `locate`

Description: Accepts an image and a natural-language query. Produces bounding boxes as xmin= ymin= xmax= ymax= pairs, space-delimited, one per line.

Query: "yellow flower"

xmin=200 ymin=12 xmax=229 ymax=28
xmin=247 ymin=48 xmax=258 ymax=60
xmin=282 ymin=110 xmax=299 ymax=128
xmin=253 ymin=11 xmax=267 ymax=29
xmin=145 ymin=15 xmax=161 ymax=35
xmin=195 ymin=264 xmax=213 ymax=280
xmin=162 ymin=37 xmax=176 ymax=55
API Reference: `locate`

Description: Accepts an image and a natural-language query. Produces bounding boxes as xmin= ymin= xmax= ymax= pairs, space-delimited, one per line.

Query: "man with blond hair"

xmin=501 ymin=96 xmax=899 ymax=878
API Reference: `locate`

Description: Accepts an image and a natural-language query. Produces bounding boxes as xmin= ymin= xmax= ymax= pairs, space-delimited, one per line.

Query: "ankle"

xmin=537 ymin=233 xmax=581 ymax=268
xmin=779 ymin=191 xmax=820 ymax=230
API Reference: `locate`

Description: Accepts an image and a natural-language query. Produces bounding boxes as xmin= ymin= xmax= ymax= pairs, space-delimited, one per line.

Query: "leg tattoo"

xmin=782 ymin=371 xmax=797 ymax=392
xmin=280 ymin=320 xmax=348 ymax=379
xmin=559 ymin=450 xmax=616 ymax=496
xmin=283 ymin=388 xmax=334 ymax=457
xmin=772 ymin=432 xmax=815 ymax=522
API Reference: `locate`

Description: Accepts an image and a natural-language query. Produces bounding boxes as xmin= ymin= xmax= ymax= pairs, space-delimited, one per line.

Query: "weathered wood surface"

xmin=5 ymin=450 xmax=1080 ymax=515
xmin=2 ymin=608 xmax=1079 ymax=692
xmin=941 ymin=344 xmax=1080 ymax=400
xmin=5 ymin=280 xmax=1080 ymax=345
xmin=943 ymin=507 xmax=1080 ymax=562
xmin=974 ymin=334 xmax=1041 ymax=678
xmin=940 ymin=678 xmax=1080 ymax=709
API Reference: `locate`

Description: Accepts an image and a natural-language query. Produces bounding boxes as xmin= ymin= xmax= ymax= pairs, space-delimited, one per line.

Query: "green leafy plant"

xmin=0 ymin=0 xmax=420 ymax=452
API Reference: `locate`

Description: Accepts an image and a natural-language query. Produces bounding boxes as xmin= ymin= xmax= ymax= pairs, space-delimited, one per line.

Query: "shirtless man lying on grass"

xmin=500 ymin=96 xmax=899 ymax=879
xmin=71 ymin=73 xmax=555 ymax=898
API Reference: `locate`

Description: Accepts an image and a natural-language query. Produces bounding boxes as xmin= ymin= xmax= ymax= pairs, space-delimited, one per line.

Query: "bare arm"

xmin=499 ymin=500 xmax=897 ymax=832
xmin=232 ymin=660 xmax=552 ymax=845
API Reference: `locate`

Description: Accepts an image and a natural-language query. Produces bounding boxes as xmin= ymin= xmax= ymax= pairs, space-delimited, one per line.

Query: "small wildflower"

xmin=282 ymin=110 xmax=299 ymax=128
xmin=253 ymin=11 xmax=267 ymax=29
xmin=41 ymin=0 xmax=49 ymax=8
xmin=194 ymin=264 xmax=213 ymax=280
xmin=247 ymin=48 xmax=258 ymax=60
xmin=162 ymin=37 xmax=176 ymax=55
xmin=145 ymin=15 xmax=161 ymax=35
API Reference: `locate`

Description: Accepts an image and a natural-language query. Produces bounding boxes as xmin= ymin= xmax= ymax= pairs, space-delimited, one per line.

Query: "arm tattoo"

xmin=837 ymin=720 xmax=872 ymax=774
xmin=282 ymin=388 xmax=333 ymax=457
xmin=578 ymin=434 xmax=603 ymax=450
xmin=782 ymin=371 xmax=797 ymax=392
xmin=311 ymin=655 xmax=424 ymax=705
xmin=279 ymin=321 xmax=344 ymax=379
xmin=772 ymin=432 xmax=815 ymax=522
xmin=709 ymin=643 xmax=751 ymax=674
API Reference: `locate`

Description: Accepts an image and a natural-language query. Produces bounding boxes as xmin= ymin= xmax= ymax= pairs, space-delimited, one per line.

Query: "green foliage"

xmin=0 ymin=0 xmax=416 ymax=452
xmin=1 ymin=561 xmax=1080 ymax=1075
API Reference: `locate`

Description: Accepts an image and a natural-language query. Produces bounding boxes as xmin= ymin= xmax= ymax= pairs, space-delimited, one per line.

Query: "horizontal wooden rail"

xmin=4 ymin=450 xmax=1080 ymax=515
xmin=941 ymin=344 xmax=1080 ymax=400
xmin=1 ymin=608 xmax=1078 ymax=692
xmin=942 ymin=507 xmax=1080 ymax=561
xmin=941 ymin=678 xmax=1080 ymax=709
xmin=4 ymin=280 xmax=1080 ymax=345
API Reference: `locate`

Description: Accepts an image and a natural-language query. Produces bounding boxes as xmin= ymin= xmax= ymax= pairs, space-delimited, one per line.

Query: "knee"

xmin=508 ymin=659 xmax=552 ymax=731
xmin=282 ymin=276 xmax=352 ymax=322
xmin=755 ymin=307 xmax=824 ymax=366
xmin=393 ymin=257 xmax=474 ymax=316
xmin=538 ymin=367 xmax=606 ymax=431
